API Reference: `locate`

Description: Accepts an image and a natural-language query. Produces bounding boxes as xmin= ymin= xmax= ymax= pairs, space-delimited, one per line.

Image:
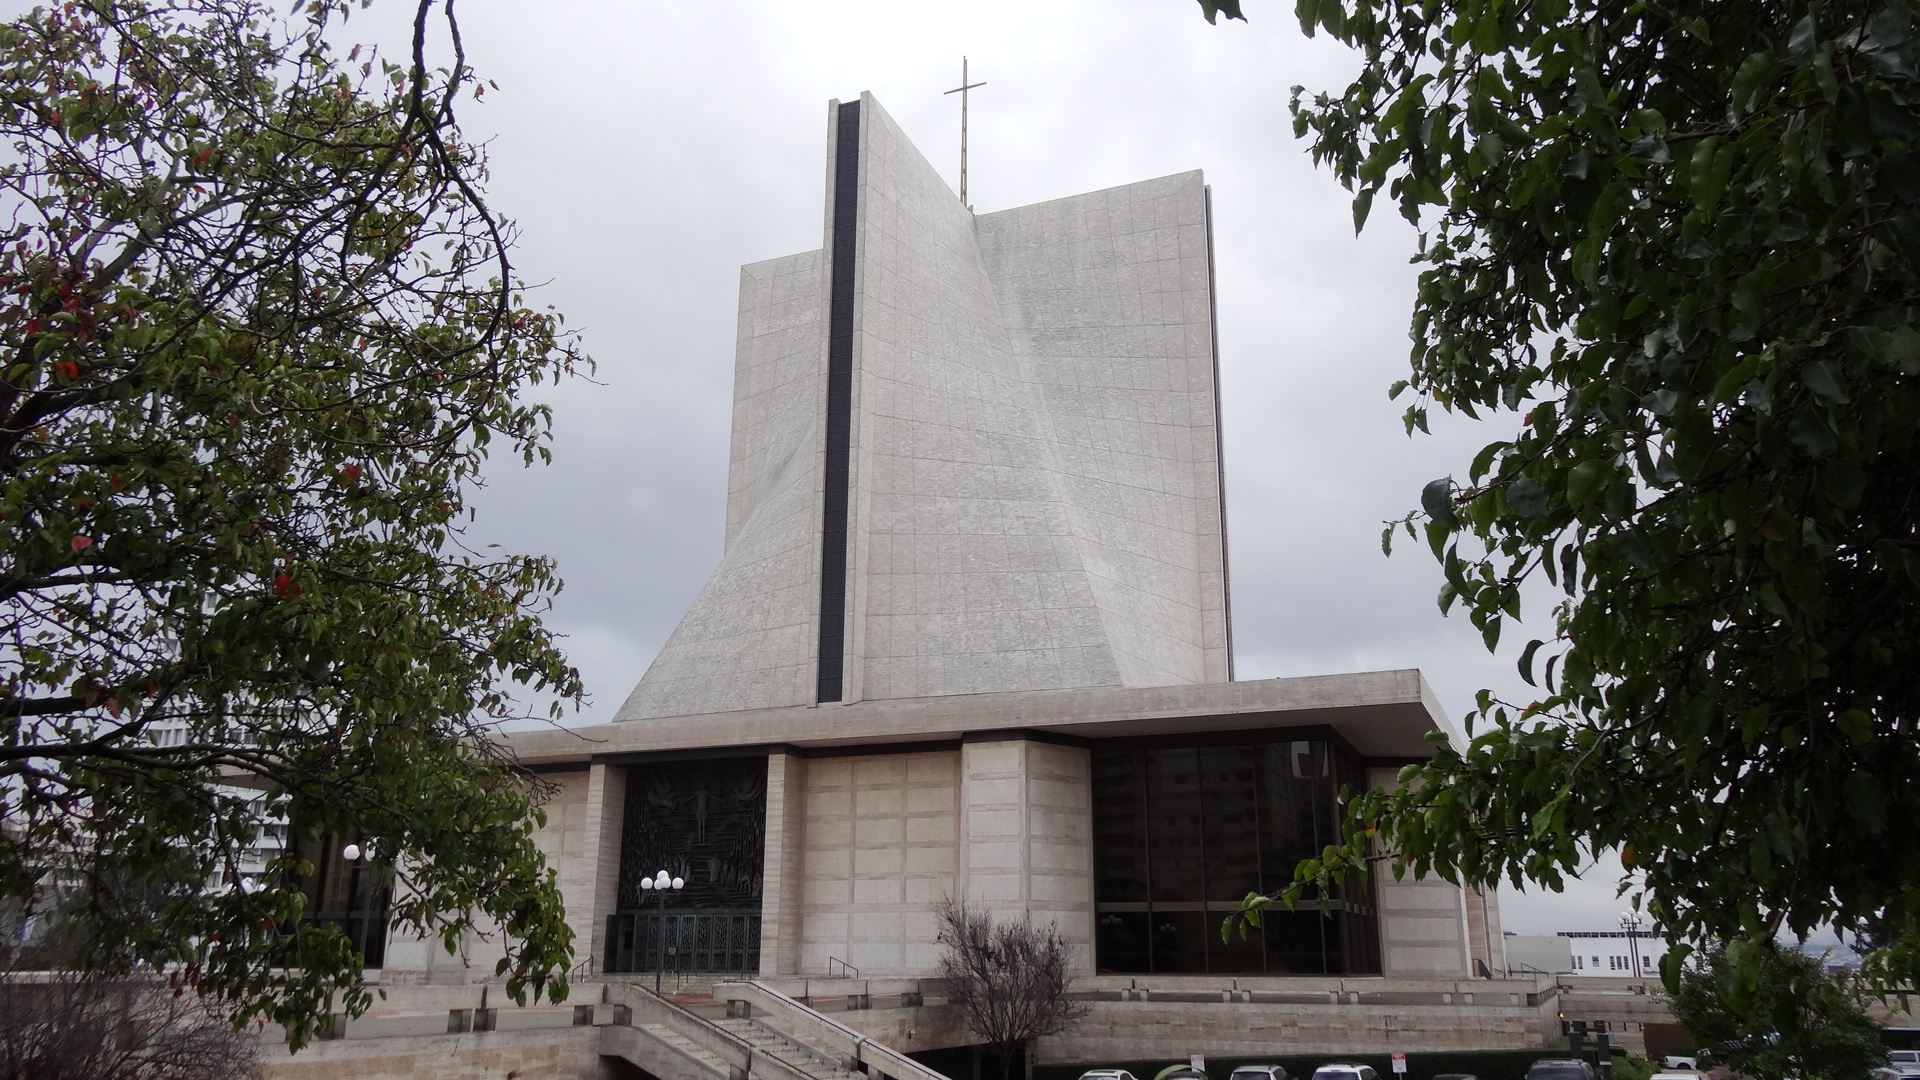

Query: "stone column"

xmin=959 ymin=734 xmax=1095 ymax=974
xmin=1366 ymin=765 xmax=1472 ymax=977
xmin=580 ymin=761 xmax=627 ymax=974
xmin=760 ymin=751 xmax=809 ymax=974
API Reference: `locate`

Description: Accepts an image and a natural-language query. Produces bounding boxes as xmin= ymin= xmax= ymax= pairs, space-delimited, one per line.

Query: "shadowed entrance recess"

xmin=608 ymin=757 xmax=768 ymax=974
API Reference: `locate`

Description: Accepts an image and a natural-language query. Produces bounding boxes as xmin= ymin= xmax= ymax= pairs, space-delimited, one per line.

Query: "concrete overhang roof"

xmin=503 ymin=669 xmax=1459 ymax=769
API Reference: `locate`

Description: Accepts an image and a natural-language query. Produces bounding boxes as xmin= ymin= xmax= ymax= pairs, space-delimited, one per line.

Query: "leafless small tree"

xmin=0 ymin=972 xmax=261 ymax=1080
xmin=935 ymin=899 xmax=1089 ymax=1080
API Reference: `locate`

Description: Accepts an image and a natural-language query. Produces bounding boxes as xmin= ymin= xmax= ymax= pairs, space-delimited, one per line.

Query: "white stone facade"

xmin=618 ymin=93 xmax=1229 ymax=720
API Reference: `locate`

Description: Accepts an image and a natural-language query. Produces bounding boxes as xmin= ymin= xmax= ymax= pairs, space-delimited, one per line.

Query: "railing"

xmin=826 ymin=956 xmax=859 ymax=980
xmin=717 ymin=980 xmax=955 ymax=1080
xmin=603 ymin=982 xmax=816 ymax=1080
xmin=605 ymin=909 xmax=762 ymax=974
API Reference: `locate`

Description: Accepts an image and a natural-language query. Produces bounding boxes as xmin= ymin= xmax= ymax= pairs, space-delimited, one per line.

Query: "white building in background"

xmin=144 ymin=719 xmax=287 ymax=891
xmin=1563 ymin=930 xmax=1668 ymax=976
xmin=1503 ymin=929 xmax=1667 ymax=977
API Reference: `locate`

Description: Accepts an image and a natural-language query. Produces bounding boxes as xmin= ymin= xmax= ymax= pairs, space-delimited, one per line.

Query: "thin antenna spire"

xmin=942 ymin=57 xmax=986 ymax=210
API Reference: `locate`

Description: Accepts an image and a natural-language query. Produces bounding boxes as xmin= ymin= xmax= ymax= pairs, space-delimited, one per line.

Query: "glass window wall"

xmin=1092 ymin=736 xmax=1381 ymax=975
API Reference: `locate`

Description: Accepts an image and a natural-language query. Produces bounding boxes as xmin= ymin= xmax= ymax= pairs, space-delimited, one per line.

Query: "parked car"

xmin=1310 ymin=1065 xmax=1379 ymax=1080
xmin=1882 ymin=1051 xmax=1920 ymax=1080
xmin=1078 ymin=1071 xmax=1139 ymax=1080
xmin=1651 ymin=1072 xmax=1703 ymax=1080
xmin=1153 ymin=1068 xmax=1208 ymax=1080
xmin=1526 ymin=1060 xmax=1600 ymax=1080
xmin=1431 ymin=1073 xmax=1478 ymax=1080
xmin=1230 ymin=1065 xmax=1288 ymax=1080
xmin=1659 ymin=1057 xmax=1699 ymax=1071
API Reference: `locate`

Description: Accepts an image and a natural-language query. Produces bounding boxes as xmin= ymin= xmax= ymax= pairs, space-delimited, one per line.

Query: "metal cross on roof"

xmin=942 ymin=57 xmax=986 ymax=210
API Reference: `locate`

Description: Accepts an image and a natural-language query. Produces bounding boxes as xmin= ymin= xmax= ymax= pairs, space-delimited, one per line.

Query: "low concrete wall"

xmin=1039 ymin=996 xmax=1552 ymax=1062
xmin=256 ymin=1026 xmax=603 ymax=1080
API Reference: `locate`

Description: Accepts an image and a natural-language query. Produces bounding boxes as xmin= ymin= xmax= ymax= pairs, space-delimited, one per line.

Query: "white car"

xmin=1660 ymin=1059 xmax=1699 ymax=1072
xmin=1882 ymin=1051 xmax=1920 ymax=1080
xmin=1311 ymin=1066 xmax=1380 ymax=1080
xmin=1078 ymin=1072 xmax=1139 ymax=1080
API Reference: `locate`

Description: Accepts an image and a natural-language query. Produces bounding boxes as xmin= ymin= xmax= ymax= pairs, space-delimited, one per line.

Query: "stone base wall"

xmin=1038 ymin=997 xmax=1551 ymax=1062
xmin=257 ymin=1027 xmax=603 ymax=1080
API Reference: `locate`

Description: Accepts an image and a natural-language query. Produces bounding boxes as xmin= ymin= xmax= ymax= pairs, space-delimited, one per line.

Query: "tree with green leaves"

xmin=1198 ymin=0 xmax=1920 ymax=996
xmin=1669 ymin=940 xmax=1886 ymax=1080
xmin=0 ymin=0 xmax=584 ymax=1048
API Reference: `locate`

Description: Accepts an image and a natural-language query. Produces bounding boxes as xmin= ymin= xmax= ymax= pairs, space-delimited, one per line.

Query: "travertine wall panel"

xmin=1040 ymin=998 xmax=1545 ymax=1061
xmin=258 ymin=1027 xmax=601 ymax=1080
xmin=619 ymin=250 xmax=825 ymax=719
xmin=960 ymin=738 xmax=1095 ymax=974
xmin=798 ymin=750 xmax=960 ymax=975
xmin=1368 ymin=766 xmax=1474 ymax=977
xmin=381 ymin=770 xmax=591 ymax=985
xmin=847 ymin=100 xmax=1125 ymax=702
xmin=977 ymin=173 xmax=1229 ymax=687
xmin=762 ymin=752 xmax=810 ymax=974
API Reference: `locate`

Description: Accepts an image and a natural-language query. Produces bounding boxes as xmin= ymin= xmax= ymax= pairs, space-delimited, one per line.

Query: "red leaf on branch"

xmin=69 ymin=534 xmax=92 ymax=551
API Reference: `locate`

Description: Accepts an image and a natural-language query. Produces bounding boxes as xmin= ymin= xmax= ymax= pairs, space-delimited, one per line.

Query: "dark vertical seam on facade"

xmin=1140 ymin=750 xmax=1154 ymax=973
xmin=1204 ymin=184 xmax=1234 ymax=681
xmin=1192 ymin=746 xmax=1210 ymax=970
xmin=817 ymin=100 xmax=860 ymax=703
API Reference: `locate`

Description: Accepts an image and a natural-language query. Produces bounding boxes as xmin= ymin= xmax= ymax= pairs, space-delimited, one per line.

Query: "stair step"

xmin=640 ymin=1023 xmax=729 ymax=1075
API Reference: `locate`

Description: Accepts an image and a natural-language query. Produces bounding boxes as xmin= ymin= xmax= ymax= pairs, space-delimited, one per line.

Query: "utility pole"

xmin=942 ymin=57 xmax=986 ymax=209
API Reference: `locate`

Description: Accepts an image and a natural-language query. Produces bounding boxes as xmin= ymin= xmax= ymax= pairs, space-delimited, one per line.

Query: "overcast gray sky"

xmin=370 ymin=0 xmax=1638 ymax=937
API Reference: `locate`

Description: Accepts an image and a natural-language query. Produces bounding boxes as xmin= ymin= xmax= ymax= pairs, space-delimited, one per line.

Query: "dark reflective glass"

xmin=1263 ymin=906 xmax=1330 ymax=974
xmin=1208 ymin=906 xmax=1265 ymax=973
xmin=1093 ymin=751 xmax=1149 ymax=903
xmin=1094 ymin=910 xmax=1151 ymax=973
xmin=1148 ymin=909 xmax=1209 ymax=973
xmin=1146 ymin=747 xmax=1204 ymax=903
xmin=1201 ymin=744 xmax=1260 ymax=900
xmin=1091 ymin=736 xmax=1381 ymax=975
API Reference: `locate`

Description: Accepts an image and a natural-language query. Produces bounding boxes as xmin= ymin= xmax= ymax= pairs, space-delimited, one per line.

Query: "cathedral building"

xmin=361 ymin=93 xmax=1543 ymax=1065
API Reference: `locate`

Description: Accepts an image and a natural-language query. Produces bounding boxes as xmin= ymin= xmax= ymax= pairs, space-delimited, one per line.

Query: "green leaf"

xmin=1422 ymin=476 xmax=1460 ymax=528
xmin=1197 ymin=0 xmax=1247 ymax=24
xmin=1844 ymin=772 xmax=1888 ymax=832
xmin=1508 ymin=475 xmax=1550 ymax=516
xmin=1802 ymin=361 xmax=1847 ymax=402
xmin=1517 ymin=638 xmax=1545 ymax=685
xmin=1564 ymin=460 xmax=1607 ymax=508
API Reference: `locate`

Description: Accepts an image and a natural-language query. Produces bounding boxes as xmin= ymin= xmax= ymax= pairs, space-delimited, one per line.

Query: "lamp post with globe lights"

xmin=639 ymin=869 xmax=685 ymax=993
xmin=1620 ymin=911 xmax=1645 ymax=978
xmin=340 ymin=840 xmax=378 ymax=961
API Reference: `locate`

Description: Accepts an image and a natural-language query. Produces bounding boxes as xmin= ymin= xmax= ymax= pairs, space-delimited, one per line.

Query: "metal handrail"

xmin=825 ymin=956 xmax=859 ymax=980
xmin=605 ymin=981 xmax=815 ymax=1080
xmin=719 ymin=980 xmax=955 ymax=1080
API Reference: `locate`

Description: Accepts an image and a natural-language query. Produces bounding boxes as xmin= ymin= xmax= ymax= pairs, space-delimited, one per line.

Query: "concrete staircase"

xmin=716 ymin=1015 xmax=863 ymax=1080
xmin=638 ymin=1021 xmax=736 ymax=1077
